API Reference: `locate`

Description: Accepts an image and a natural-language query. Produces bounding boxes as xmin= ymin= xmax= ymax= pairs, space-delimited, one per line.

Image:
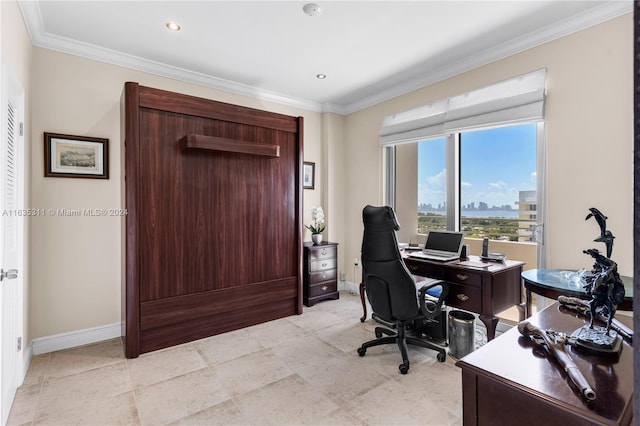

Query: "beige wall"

xmin=321 ymin=113 xmax=348 ymax=277
xmin=2 ymin=0 xmax=33 ymax=357
xmin=29 ymin=48 xmax=325 ymax=339
xmin=343 ymin=14 xmax=632 ymax=278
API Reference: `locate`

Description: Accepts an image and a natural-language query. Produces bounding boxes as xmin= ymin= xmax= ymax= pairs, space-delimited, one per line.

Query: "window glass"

xmin=417 ymin=138 xmax=447 ymax=233
xmin=460 ymin=124 xmax=537 ymax=241
xmin=401 ymin=124 xmax=537 ymax=239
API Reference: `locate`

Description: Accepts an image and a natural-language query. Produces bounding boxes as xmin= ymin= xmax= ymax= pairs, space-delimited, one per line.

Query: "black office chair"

xmin=357 ymin=205 xmax=448 ymax=374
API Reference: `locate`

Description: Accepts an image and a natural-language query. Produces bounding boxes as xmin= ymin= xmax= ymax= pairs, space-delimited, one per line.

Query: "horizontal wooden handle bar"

xmin=180 ymin=134 xmax=280 ymax=157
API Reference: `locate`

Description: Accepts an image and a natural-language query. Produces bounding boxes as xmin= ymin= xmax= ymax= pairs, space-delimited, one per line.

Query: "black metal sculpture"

xmin=585 ymin=207 xmax=615 ymax=258
xmin=582 ymin=248 xmax=625 ymax=333
xmin=571 ymin=208 xmax=625 ymax=356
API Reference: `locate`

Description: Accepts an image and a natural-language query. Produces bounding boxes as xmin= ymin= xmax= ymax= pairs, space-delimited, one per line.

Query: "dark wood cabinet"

xmin=122 ymin=83 xmax=303 ymax=358
xmin=303 ymin=242 xmax=339 ymax=306
xmin=457 ymin=303 xmax=633 ymax=425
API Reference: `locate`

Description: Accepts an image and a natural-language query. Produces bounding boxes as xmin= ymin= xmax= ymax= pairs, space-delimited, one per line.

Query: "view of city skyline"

xmin=417 ymin=124 xmax=537 ymax=212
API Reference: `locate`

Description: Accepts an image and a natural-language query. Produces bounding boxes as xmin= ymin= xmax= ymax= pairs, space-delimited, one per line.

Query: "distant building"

xmin=516 ymin=190 xmax=536 ymax=242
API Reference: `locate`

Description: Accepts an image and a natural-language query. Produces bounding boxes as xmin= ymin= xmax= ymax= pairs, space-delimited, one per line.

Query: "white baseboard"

xmin=31 ymin=322 xmax=122 ymax=355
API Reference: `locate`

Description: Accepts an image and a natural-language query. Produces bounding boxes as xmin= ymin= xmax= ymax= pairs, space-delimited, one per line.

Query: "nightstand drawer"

xmin=309 ymin=281 xmax=338 ymax=298
xmin=444 ymin=269 xmax=482 ymax=287
xmin=445 ymin=282 xmax=482 ymax=312
xmin=310 ymin=258 xmax=336 ymax=272
xmin=309 ymin=246 xmax=337 ymax=261
xmin=309 ymin=269 xmax=337 ymax=285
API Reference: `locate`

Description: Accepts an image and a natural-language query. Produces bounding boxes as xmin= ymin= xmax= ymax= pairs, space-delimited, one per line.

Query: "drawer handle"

xmin=321 ymin=249 xmax=327 ymax=256
xmin=322 ymin=285 xmax=328 ymax=291
xmin=457 ymin=293 xmax=469 ymax=302
xmin=456 ymin=273 xmax=468 ymax=281
xmin=321 ymin=273 xmax=327 ymax=279
xmin=321 ymin=262 xmax=328 ymax=268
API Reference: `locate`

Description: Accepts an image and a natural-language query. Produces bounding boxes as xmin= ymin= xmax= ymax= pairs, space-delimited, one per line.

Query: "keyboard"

xmin=408 ymin=252 xmax=459 ymax=262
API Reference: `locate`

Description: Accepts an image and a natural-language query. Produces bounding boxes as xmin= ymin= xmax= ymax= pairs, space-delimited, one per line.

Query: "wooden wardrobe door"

xmin=123 ymin=83 xmax=303 ymax=357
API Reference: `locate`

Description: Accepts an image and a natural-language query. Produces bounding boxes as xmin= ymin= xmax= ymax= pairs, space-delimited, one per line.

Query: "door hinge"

xmin=0 ymin=268 xmax=18 ymax=281
xmin=17 ymin=337 xmax=21 ymax=352
xmin=19 ymin=122 xmax=23 ymax=136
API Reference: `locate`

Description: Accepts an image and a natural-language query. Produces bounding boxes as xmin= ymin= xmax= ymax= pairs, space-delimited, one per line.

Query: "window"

xmin=460 ymin=124 xmax=537 ymax=241
xmin=381 ymin=69 xmax=546 ymax=246
xmin=406 ymin=123 xmax=537 ymax=240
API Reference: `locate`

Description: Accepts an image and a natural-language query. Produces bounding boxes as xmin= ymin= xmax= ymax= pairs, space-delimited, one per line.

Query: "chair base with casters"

xmin=357 ymin=318 xmax=447 ymax=374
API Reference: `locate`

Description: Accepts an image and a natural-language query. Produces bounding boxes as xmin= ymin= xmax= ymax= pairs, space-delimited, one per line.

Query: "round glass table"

xmin=521 ymin=268 xmax=633 ymax=318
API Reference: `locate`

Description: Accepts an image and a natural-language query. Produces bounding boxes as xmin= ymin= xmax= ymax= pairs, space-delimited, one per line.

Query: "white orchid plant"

xmin=305 ymin=206 xmax=326 ymax=234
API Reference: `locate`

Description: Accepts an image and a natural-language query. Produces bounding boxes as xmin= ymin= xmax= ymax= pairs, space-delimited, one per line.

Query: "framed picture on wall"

xmin=44 ymin=132 xmax=109 ymax=179
xmin=303 ymin=161 xmax=315 ymax=189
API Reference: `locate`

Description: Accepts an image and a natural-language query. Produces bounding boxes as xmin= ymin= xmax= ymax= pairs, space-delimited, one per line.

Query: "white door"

xmin=0 ymin=61 xmax=25 ymax=425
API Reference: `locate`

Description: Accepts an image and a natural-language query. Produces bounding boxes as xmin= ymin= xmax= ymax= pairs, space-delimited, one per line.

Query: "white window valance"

xmin=380 ymin=68 xmax=546 ymax=145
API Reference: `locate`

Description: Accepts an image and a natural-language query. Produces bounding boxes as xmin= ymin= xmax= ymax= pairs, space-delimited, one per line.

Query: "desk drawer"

xmin=309 ymin=269 xmax=337 ymax=285
xmin=444 ymin=269 xmax=482 ymax=287
xmin=309 ymin=281 xmax=338 ymax=298
xmin=445 ymin=281 xmax=482 ymax=312
xmin=310 ymin=258 xmax=336 ymax=272
xmin=309 ymin=246 xmax=337 ymax=261
xmin=404 ymin=259 xmax=445 ymax=279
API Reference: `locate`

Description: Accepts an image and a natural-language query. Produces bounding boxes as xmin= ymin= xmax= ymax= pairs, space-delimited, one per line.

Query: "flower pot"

xmin=312 ymin=234 xmax=323 ymax=245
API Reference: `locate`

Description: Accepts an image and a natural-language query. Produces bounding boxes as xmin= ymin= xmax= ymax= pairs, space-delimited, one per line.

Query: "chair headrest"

xmin=362 ymin=205 xmax=400 ymax=231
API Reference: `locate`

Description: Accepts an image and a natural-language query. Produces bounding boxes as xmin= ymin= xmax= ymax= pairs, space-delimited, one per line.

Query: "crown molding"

xmin=339 ymin=1 xmax=632 ymax=115
xmin=19 ymin=1 xmax=631 ymax=116
xmin=17 ymin=1 xmax=324 ymax=113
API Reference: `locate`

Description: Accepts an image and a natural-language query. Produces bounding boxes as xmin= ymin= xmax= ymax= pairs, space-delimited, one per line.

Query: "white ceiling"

xmin=18 ymin=1 xmax=631 ymax=114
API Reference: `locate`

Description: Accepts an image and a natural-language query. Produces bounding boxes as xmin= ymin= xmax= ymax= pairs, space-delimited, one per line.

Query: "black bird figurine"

xmin=585 ymin=207 xmax=615 ymax=258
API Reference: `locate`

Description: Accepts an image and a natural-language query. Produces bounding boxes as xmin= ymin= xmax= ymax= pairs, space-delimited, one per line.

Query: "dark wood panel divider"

xmin=122 ymin=82 xmax=303 ymax=358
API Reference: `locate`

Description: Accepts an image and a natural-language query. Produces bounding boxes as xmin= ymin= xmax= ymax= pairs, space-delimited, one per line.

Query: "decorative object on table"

xmin=585 ymin=207 xmax=615 ymax=257
xmin=570 ymin=208 xmax=625 ymax=356
xmin=303 ymin=161 xmax=315 ymax=189
xmin=305 ymin=205 xmax=325 ymax=244
xmin=517 ymin=321 xmax=596 ymax=401
xmin=44 ymin=132 xmax=109 ymax=179
xmin=557 ymin=295 xmax=632 ymax=343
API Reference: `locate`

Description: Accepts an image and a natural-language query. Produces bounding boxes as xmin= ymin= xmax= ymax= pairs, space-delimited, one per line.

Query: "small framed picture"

xmin=303 ymin=161 xmax=315 ymax=189
xmin=44 ymin=133 xmax=109 ymax=179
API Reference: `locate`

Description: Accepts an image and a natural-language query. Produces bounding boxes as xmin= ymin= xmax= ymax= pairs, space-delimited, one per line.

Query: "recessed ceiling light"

xmin=303 ymin=3 xmax=322 ymax=17
xmin=316 ymin=74 xmax=327 ymax=80
xmin=166 ymin=22 xmax=181 ymax=32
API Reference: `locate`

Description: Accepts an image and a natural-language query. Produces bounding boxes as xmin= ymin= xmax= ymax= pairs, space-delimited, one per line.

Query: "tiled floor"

xmin=8 ymin=292 xmax=464 ymax=425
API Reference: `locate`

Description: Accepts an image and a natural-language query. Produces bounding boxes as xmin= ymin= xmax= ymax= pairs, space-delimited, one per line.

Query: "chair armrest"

xmin=418 ymin=281 xmax=449 ymax=319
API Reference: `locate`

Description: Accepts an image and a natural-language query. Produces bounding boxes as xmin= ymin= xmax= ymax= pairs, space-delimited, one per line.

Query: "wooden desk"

xmin=457 ymin=303 xmax=633 ymax=425
xmin=359 ymin=255 xmax=525 ymax=341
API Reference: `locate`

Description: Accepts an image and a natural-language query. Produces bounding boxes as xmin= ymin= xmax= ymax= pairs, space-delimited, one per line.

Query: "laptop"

xmin=408 ymin=230 xmax=464 ymax=262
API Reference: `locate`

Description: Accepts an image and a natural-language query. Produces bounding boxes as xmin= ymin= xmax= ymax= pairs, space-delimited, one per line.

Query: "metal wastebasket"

xmin=448 ymin=310 xmax=475 ymax=359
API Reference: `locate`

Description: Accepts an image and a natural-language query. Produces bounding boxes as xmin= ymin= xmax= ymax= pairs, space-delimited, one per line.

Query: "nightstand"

xmin=303 ymin=241 xmax=339 ymax=307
